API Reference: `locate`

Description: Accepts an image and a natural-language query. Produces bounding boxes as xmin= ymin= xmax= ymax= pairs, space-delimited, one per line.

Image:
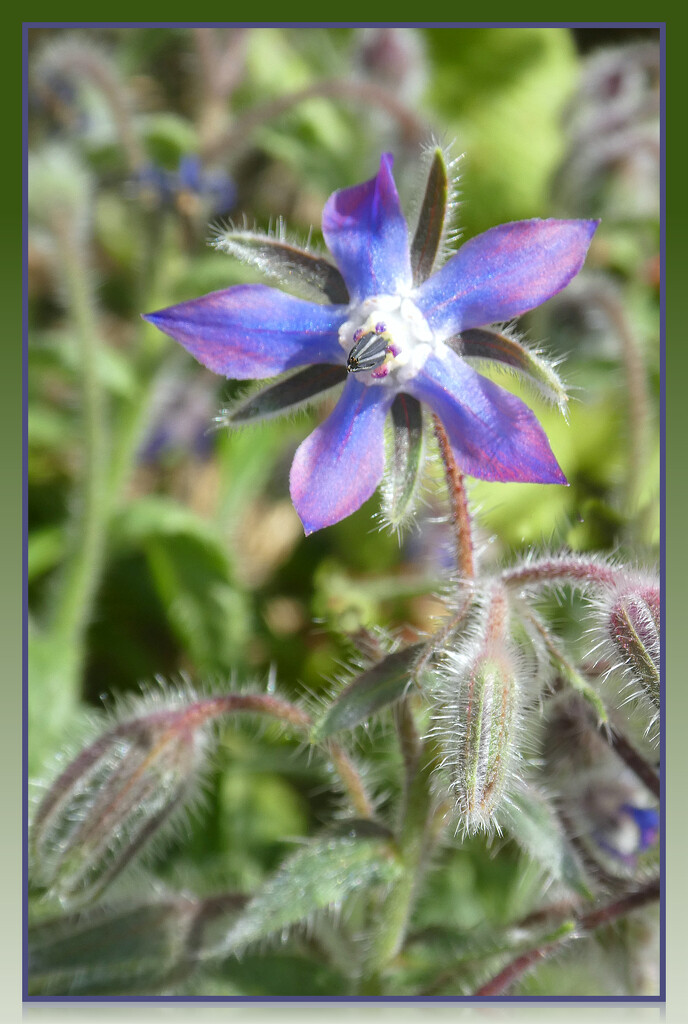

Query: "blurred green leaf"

xmin=501 ymin=785 xmax=592 ymax=897
xmin=113 ymin=497 xmax=250 ymax=672
xmin=206 ymin=836 xmax=402 ymax=956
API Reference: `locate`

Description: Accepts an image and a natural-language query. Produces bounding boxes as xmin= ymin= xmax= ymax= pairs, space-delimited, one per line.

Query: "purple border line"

xmin=22 ymin=21 xmax=666 ymax=1006
xmin=23 ymin=21 xmax=664 ymax=28
xmin=658 ymin=19 xmax=666 ymax=1008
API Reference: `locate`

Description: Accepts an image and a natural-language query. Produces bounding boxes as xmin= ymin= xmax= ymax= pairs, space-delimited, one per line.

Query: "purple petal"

xmin=407 ymin=349 xmax=567 ymax=484
xmin=290 ymin=378 xmax=393 ymax=534
xmin=143 ymin=285 xmax=346 ymax=379
xmin=415 ymin=219 xmax=599 ymax=338
xmin=322 ymin=153 xmax=412 ymax=303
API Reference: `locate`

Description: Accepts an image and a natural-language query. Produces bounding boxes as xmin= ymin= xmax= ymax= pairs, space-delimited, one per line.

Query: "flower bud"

xmin=607 ymin=584 xmax=660 ymax=708
xmin=431 ymin=587 xmax=520 ymax=834
xmin=30 ymin=693 xmax=228 ymax=903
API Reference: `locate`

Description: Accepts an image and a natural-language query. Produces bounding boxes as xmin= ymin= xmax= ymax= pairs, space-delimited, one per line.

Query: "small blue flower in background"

xmin=136 ymin=154 xmax=236 ymax=217
xmin=144 ymin=153 xmax=598 ymax=534
xmin=594 ymin=802 xmax=659 ymax=867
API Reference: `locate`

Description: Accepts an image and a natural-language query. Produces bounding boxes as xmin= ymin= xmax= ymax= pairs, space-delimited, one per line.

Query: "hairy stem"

xmin=474 ymin=878 xmax=660 ymax=996
xmin=502 ymin=555 xmax=618 ymax=590
xmin=601 ymin=721 xmax=660 ymax=800
xmin=360 ymin=737 xmax=445 ymax=987
xmin=432 ymin=415 xmax=475 ymax=582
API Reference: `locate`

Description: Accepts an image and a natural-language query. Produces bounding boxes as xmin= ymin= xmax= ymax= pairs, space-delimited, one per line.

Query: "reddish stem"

xmin=473 ymin=878 xmax=659 ymax=996
xmin=502 ymin=556 xmax=618 ymax=590
xmin=432 ymin=415 xmax=474 ymax=582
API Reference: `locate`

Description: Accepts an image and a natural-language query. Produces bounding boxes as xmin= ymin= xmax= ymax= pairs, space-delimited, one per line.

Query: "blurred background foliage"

xmin=27 ymin=25 xmax=660 ymax=997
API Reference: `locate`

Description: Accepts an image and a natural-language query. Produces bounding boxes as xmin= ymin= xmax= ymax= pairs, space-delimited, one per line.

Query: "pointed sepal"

xmin=224 ymin=365 xmax=347 ymax=425
xmin=411 ymin=147 xmax=450 ymax=285
xmin=449 ymin=327 xmax=569 ymax=416
xmin=213 ymin=228 xmax=349 ymax=303
xmin=381 ymin=393 xmax=425 ymax=530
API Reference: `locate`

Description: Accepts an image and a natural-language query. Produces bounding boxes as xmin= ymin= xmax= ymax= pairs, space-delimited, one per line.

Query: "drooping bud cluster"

xmin=30 ymin=691 xmax=232 ymax=903
xmin=430 ymin=585 xmax=521 ymax=835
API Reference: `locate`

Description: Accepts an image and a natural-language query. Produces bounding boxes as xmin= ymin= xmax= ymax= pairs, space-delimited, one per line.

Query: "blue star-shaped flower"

xmin=144 ymin=152 xmax=598 ymax=534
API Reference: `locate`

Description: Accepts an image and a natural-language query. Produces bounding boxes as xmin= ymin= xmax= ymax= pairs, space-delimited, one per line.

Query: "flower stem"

xmin=588 ymin=281 xmax=651 ymax=518
xmin=501 ymin=555 xmax=618 ymax=590
xmin=45 ymin=214 xmax=108 ymax=713
xmin=360 ymin=736 xmax=445 ymax=985
xmin=473 ymin=878 xmax=659 ymax=996
xmin=432 ymin=414 xmax=474 ymax=582
xmin=601 ymin=721 xmax=660 ymax=800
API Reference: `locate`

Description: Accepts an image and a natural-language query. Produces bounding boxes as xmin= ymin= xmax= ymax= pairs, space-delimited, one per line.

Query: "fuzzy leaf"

xmin=411 ymin=147 xmax=449 ymax=285
xmin=312 ymin=644 xmax=425 ymax=740
xmin=226 ymin=365 xmax=347 ymax=425
xmin=449 ymin=328 xmax=568 ymax=413
xmin=28 ymin=900 xmax=196 ymax=996
xmin=501 ymin=786 xmax=592 ymax=897
xmin=213 ymin=229 xmax=349 ymax=303
xmin=28 ymin=894 xmax=247 ymax=996
xmin=382 ymin=394 xmax=425 ymax=528
xmin=206 ymin=837 xmax=401 ymax=956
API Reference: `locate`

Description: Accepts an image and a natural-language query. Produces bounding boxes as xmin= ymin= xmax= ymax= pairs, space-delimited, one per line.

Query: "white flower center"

xmin=338 ymin=295 xmax=434 ymax=387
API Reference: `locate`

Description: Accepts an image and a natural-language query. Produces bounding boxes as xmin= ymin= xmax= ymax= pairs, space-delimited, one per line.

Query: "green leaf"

xmin=226 ymin=365 xmax=347 ymax=425
xmin=29 ymin=894 xmax=246 ymax=996
xmin=312 ymin=644 xmax=425 ymax=740
xmin=501 ymin=785 xmax=592 ymax=897
xmin=206 ymin=836 xmax=402 ymax=957
xmin=112 ymin=497 xmax=250 ymax=672
xmin=411 ymin=147 xmax=449 ymax=285
xmin=382 ymin=395 xmax=425 ymax=529
xmin=213 ymin=230 xmax=349 ymax=303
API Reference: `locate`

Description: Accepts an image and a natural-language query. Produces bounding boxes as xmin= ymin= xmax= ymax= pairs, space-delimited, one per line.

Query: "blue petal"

xmin=143 ymin=286 xmax=346 ymax=379
xmin=290 ymin=378 xmax=393 ymax=534
xmin=407 ymin=349 xmax=567 ymax=484
xmin=415 ymin=218 xmax=599 ymax=338
xmin=322 ymin=153 xmax=412 ymax=303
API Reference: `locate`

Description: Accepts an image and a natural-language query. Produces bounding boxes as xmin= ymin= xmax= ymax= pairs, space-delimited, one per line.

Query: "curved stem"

xmin=502 ymin=555 xmax=618 ymax=590
xmin=474 ymin=878 xmax=660 ymax=996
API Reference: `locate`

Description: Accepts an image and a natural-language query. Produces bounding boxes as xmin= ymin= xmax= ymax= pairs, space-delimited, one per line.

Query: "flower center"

xmin=338 ymin=295 xmax=434 ymax=386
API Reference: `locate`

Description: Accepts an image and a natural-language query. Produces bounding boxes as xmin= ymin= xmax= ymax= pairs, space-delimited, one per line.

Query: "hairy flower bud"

xmin=431 ymin=587 xmax=520 ymax=834
xmin=29 ymin=689 xmax=300 ymax=904
xmin=607 ymin=584 xmax=660 ymax=708
xmin=30 ymin=695 xmax=222 ymax=903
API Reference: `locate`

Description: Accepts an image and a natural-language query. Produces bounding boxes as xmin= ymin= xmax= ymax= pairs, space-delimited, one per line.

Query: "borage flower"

xmin=144 ymin=151 xmax=598 ymax=534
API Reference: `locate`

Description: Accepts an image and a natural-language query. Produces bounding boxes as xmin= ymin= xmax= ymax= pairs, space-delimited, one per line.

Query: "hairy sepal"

xmin=380 ymin=394 xmax=425 ymax=533
xmin=212 ymin=225 xmax=349 ymax=304
xmin=222 ymin=365 xmax=347 ymax=425
xmin=448 ymin=327 xmax=569 ymax=417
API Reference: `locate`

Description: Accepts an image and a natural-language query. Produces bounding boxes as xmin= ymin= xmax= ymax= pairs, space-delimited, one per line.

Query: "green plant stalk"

xmin=360 ymin=734 xmax=445 ymax=990
xmin=45 ymin=216 xmax=109 ymax=714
